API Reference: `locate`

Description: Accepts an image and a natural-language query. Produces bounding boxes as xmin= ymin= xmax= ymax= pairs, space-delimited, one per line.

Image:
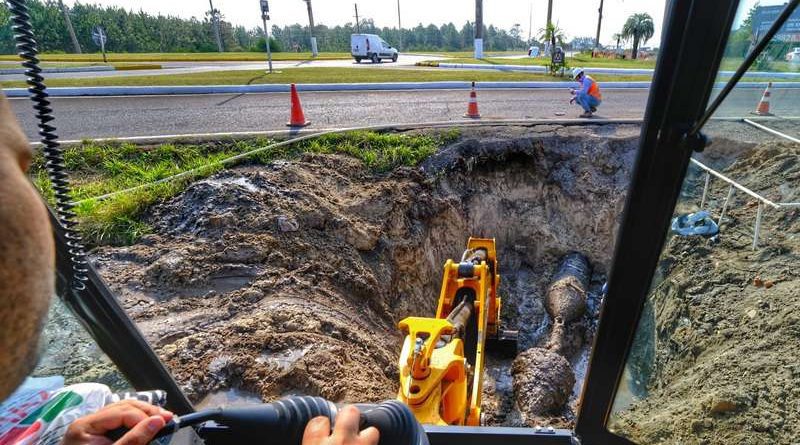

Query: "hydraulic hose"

xmin=107 ymin=396 xmax=429 ymax=445
xmin=7 ymin=0 xmax=88 ymax=291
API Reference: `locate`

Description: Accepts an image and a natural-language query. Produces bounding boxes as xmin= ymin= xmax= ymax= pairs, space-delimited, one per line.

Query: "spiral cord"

xmin=7 ymin=0 xmax=88 ymax=291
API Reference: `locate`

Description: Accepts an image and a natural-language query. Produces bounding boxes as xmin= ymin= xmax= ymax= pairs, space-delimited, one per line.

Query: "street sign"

xmin=91 ymin=26 xmax=107 ymax=47
xmin=92 ymin=26 xmax=108 ymax=63
xmin=752 ymin=5 xmax=800 ymax=42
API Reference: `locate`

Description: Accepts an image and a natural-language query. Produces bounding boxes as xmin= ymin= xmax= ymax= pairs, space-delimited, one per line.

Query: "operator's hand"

xmin=61 ymin=400 xmax=173 ymax=445
xmin=302 ymin=405 xmax=379 ymax=445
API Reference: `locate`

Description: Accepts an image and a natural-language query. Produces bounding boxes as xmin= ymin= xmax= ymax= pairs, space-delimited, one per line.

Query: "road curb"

xmin=3 ymin=81 xmax=650 ymax=97
xmin=436 ymin=63 xmax=800 ymax=79
xmin=4 ymin=80 xmax=799 ymax=98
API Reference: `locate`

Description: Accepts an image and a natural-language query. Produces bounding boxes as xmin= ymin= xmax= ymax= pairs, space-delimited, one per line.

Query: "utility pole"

xmin=474 ymin=0 xmax=483 ymax=59
xmin=354 ymin=4 xmax=361 ymax=34
xmin=527 ymin=2 xmax=532 ymax=45
xmin=397 ymin=0 xmax=402 ymax=51
xmin=208 ymin=0 xmax=223 ymax=52
xmin=260 ymin=0 xmax=273 ymax=73
xmin=58 ymin=0 xmax=82 ymax=54
xmin=303 ymin=0 xmax=318 ymax=57
xmin=546 ymin=0 xmax=554 ymax=55
xmin=594 ymin=0 xmax=604 ymax=57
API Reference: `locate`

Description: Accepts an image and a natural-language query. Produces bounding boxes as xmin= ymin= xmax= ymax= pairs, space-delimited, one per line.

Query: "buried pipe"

xmin=512 ymin=253 xmax=592 ymax=424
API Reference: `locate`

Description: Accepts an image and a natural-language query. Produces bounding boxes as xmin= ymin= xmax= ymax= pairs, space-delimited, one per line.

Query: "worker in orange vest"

xmin=569 ymin=67 xmax=602 ymax=118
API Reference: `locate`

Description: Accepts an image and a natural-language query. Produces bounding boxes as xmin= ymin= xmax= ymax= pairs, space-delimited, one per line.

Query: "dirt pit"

xmin=609 ymin=139 xmax=800 ymax=444
xmin=92 ymin=124 xmax=639 ymax=426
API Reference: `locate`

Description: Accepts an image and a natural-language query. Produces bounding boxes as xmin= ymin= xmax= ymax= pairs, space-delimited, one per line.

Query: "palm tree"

xmin=537 ymin=23 xmax=566 ymax=47
xmin=621 ymin=13 xmax=654 ymax=59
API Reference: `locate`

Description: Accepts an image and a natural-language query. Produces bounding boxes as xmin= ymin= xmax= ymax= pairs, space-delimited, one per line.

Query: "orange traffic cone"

xmin=752 ymin=82 xmax=773 ymax=116
xmin=287 ymin=83 xmax=310 ymax=127
xmin=464 ymin=81 xmax=481 ymax=118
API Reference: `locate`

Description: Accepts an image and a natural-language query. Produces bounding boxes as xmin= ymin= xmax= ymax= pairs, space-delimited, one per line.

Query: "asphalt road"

xmin=8 ymin=87 xmax=799 ymax=141
xmin=0 ymin=54 xmax=442 ymax=82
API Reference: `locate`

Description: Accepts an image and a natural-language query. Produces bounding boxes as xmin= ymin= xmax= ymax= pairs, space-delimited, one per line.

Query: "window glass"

xmin=33 ymin=298 xmax=129 ymax=391
xmin=608 ymin=2 xmax=800 ymax=443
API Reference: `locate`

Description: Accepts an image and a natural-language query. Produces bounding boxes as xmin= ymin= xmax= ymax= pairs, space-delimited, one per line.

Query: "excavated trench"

xmin=91 ymin=124 xmax=640 ymax=427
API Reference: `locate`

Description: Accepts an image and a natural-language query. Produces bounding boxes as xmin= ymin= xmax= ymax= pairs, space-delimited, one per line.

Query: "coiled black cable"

xmin=7 ymin=0 xmax=88 ymax=291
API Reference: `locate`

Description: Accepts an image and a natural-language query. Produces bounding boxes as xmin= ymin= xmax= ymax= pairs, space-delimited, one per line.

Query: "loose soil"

xmin=610 ymin=140 xmax=800 ymax=444
xmin=89 ymin=124 xmax=638 ymax=427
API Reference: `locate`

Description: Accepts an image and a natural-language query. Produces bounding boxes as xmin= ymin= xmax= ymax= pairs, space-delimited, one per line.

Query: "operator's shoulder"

xmin=0 ymin=91 xmax=33 ymax=172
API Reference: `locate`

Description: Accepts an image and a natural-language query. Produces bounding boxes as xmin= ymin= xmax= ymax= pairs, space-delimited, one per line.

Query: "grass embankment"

xmin=0 ymin=52 xmax=351 ymax=63
xmin=0 ymin=67 xmax=649 ymax=89
xmin=31 ymin=130 xmax=459 ymax=246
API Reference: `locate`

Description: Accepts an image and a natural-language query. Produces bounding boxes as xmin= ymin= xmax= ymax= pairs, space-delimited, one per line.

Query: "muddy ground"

xmin=37 ymin=119 xmax=799 ymax=439
xmin=610 ymin=139 xmax=800 ymax=444
xmin=84 ymin=124 xmax=638 ymax=426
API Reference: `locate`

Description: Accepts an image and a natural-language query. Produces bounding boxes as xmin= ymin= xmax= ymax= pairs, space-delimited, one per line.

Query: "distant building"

xmin=752 ymin=4 xmax=800 ymax=42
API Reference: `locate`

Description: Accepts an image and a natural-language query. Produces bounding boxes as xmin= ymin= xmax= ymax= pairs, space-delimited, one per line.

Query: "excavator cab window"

xmin=10 ymin=0 xmax=800 ymax=443
xmin=577 ymin=0 xmax=800 ymax=443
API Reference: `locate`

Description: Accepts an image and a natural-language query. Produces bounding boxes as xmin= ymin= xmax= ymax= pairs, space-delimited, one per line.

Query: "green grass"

xmin=0 ymin=67 xmax=650 ymax=89
xmin=0 ymin=52 xmax=351 ymax=63
xmin=31 ymin=129 xmax=460 ymax=246
xmin=430 ymin=54 xmax=658 ymax=69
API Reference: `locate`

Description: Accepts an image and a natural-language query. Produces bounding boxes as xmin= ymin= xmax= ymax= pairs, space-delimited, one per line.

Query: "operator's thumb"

xmin=115 ymin=416 xmax=165 ymax=445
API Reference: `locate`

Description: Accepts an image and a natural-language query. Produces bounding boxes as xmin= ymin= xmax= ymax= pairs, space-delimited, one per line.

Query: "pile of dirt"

xmin=90 ymin=124 xmax=640 ymax=426
xmin=610 ymin=141 xmax=800 ymax=444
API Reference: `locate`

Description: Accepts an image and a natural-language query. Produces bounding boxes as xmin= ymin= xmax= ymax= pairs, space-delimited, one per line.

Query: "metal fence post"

xmin=718 ymin=185 xmax=734 ymax=227
xmin=700 ymin=171 xmax=711 ymax=209
xmin=753 ymin=201 xmax=764 ymax=250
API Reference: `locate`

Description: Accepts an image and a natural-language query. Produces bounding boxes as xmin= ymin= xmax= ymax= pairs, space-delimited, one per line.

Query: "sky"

xmin=60 ymin=0 xmax=791 ymax=48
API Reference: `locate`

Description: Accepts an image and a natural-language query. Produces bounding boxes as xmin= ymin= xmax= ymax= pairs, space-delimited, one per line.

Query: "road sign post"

xmin=92 ymin=26 xmax=108 ymax=63
xmin=260 ymin=0 xmax=274 ymax=74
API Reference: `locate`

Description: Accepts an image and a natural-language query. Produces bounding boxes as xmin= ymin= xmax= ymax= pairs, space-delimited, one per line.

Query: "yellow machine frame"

xmin=396 ymin=238 xmax=501 ymax=426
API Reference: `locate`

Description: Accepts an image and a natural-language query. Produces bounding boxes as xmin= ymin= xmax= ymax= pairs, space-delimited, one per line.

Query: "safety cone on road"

xmin=287 ymin=83 xmax=310 ymax=127
xmin=752 ymin=82 xmax=774 ymax=116
xmin=464 ymin=81 xmax=481 ymax=119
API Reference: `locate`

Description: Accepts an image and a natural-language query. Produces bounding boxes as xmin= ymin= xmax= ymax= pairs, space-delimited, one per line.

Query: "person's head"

xmin=0 ymin=92 xmax=54 ymax=400
xmin=572 ymin=67 xmax=585 ymax=81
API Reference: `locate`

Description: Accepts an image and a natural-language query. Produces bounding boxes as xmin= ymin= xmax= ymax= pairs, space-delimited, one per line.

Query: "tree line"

xmin=0 ymin=1 xmax=532 ymax=54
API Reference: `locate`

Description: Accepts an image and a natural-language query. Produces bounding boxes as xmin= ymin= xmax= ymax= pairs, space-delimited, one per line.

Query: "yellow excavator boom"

xmin=396 ymin=238 xmax=501 ymax=426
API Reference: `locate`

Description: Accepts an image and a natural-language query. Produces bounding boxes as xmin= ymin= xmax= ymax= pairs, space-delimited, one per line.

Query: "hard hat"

xmin=572 ymin=67 xmax=584 ymax=79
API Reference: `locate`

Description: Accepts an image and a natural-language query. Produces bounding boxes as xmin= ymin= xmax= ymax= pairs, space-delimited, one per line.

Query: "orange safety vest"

xmin=587 ymin=76 xmax=602 ymax=100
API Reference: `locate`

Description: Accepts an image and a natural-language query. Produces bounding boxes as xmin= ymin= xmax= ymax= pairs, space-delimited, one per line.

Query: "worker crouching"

xmin=570 ymin=67 xmax=602 ymax=118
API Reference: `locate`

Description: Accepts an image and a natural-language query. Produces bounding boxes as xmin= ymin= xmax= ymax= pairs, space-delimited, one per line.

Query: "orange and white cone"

xmin=287 ymin=83 xmax=310 ymax=127
xmin=464 ymin=81 xmax=481 ymax=118
xmin=752 ymin=82 xmax=773 ymax=116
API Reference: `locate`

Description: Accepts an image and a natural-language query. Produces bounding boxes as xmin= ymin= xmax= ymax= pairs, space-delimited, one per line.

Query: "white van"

xmin=351 ymin=34 xmax=398 ymax=63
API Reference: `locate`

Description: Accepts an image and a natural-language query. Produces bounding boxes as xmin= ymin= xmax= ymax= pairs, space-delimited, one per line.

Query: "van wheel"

xmin=355 ymin=57 xmax=362 ymax=64
xmin=371 ymin=54 xmax=380 ymax=64
xmin=392 ymin=54 xmax=398 ymax=63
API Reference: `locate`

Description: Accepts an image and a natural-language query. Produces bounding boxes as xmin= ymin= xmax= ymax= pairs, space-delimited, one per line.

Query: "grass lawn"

xmin=428 ymin=54 xmax=657 ymax=69
xmin=0 ymin=67 xmax=650 ymax=89
xmin=0 ymin=52 xmax=351 ymax=63
xmin=31 ymin=130 xmax=460 ymax=246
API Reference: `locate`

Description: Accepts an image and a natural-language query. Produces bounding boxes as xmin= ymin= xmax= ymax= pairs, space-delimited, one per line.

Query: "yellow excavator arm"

xmin=396 ymin=238 xmax=502 ymax=426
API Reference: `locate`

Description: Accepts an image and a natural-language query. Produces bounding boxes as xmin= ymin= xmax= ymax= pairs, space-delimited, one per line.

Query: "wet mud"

xmin=90 ymin=124 xmax=640 ymax=426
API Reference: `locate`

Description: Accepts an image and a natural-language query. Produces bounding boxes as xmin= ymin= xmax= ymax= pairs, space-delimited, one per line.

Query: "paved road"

xmin=0 ymin=54 xmax=442 ymax=82
xmin=8 ymin=87 xmax=799 ymax=141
